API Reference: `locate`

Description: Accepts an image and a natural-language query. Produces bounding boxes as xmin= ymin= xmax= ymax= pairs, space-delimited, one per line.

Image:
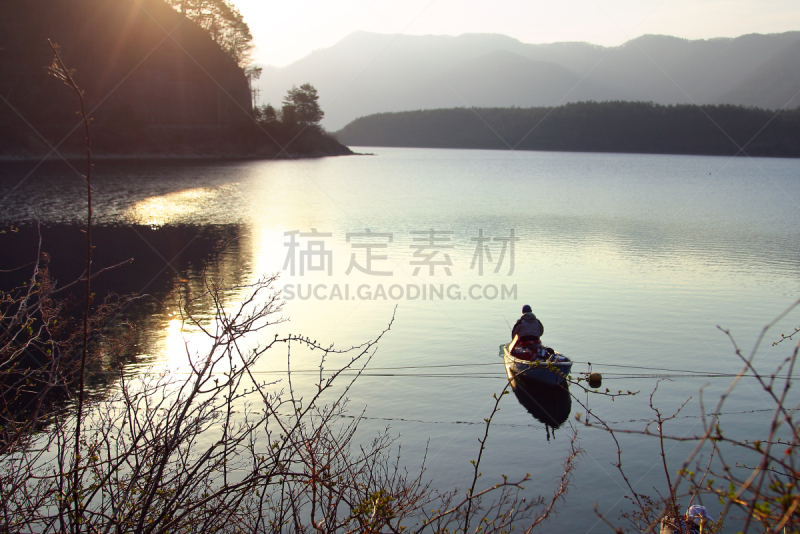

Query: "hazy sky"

xmin=230 ymin=0 xmax=800 ymax=67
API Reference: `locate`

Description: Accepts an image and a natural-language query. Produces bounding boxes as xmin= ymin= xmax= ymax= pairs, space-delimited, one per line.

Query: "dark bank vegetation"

xmin=0 ymin=0 xmax=349 ymax=158
xmin=335 ymin=102 xmax=800 ymax=158
xmin=246 ymin=82 xmax=351 ymax=156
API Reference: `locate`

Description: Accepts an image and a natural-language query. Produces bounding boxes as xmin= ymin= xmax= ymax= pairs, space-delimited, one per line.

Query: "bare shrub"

xmin=586 ymin=300 xmax=800 ymax=533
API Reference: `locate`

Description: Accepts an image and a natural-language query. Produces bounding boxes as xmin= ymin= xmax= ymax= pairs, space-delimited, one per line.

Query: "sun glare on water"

xmin=127 ymin=187 xmax=219 ymax=227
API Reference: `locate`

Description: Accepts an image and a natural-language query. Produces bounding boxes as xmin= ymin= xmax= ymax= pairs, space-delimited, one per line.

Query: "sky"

xmin=230 ymin=0 xmax=800 ymax=67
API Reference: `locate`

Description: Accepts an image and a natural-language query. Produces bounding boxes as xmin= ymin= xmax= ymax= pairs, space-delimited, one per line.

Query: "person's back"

xmin=512 ymin=305 xmax=544 ymax=342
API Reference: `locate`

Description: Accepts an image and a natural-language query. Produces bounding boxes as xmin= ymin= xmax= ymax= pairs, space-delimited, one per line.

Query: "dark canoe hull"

xmin=500 ymin=343 xmax=573 ymax=385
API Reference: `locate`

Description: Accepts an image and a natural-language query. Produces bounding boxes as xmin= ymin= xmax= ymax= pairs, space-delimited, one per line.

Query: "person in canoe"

xmin=512 ymin=304 xmax=544 ymax=343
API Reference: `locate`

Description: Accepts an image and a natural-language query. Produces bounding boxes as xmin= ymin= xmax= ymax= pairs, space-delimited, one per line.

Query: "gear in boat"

xmin=510 ymin=339 xmax=555 ymax=362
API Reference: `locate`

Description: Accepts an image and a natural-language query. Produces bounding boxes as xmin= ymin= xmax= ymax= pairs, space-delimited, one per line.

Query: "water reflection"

xmin=127 ymin=187 xmax=219 ymax=227
xmin=508 ymin=373 xmax=572 ymax=440
xmin=0 ymin=223 xmax=251 ymax=377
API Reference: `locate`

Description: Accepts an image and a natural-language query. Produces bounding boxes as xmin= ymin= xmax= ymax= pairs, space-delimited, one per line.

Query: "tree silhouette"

xmin=282 ymin=83 xmax=325 ymax=130
xmin=165 ymin=0 xmax=253 ymax=66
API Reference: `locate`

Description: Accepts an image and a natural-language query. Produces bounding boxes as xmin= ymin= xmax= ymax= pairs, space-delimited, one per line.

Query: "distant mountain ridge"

xmin=252 ymin=31 xmax=800 ymax=130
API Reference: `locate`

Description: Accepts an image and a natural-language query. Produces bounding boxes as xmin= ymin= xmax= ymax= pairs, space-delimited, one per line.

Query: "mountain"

xmin=438 ymin=50 xmax=605 ymax=106
xmin=253 ymin=31 xmax=800 ymax=131
xmin=575 ymin=33 xmax=800 ymax=105
xmin=722 ymin=37 xmax=800 ymax=109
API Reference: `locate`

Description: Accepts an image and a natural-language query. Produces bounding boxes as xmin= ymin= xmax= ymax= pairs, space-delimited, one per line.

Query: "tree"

xmin=253 ymin=103 xmax=278 ymax=125
xmin=280 ymin=100 xmax=297 ymax=131
xmin=282 ymin=83 xmax=324 ymax=130
xmin=165 ymin=0 xmax=254 ymax=67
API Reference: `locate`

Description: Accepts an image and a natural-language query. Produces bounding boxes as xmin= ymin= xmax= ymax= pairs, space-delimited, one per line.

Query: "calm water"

xmin=2 ymin=147 xmax=800 ymax=532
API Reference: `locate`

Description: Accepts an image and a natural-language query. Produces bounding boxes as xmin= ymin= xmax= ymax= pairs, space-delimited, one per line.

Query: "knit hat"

xmin=686 ymin=505 xmax=712 ymax=522
xmin=522 ymin=304 xmax=532 ymax=313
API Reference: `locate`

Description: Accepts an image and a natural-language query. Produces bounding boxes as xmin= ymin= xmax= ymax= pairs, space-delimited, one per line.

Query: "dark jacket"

xmin=512 ymin=312 xmax=544 ymax=341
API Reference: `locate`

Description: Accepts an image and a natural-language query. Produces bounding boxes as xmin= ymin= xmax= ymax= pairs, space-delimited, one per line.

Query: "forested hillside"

xmin=0 ymin=0 xmax=350 ymax=158
xmin=335 ymin=102 xmax=800 ymax=158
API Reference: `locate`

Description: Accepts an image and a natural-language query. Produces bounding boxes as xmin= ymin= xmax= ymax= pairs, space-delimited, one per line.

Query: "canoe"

xmin=500 ymin=335 xmax=572 ymax=385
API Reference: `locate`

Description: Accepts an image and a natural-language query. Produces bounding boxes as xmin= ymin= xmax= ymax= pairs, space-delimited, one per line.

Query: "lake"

xmin=1 ymin=147 xmax=799 ymax=532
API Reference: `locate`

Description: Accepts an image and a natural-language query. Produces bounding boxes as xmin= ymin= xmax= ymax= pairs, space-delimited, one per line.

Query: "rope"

xmin=570 ymin=361 xmax=752 ymax=375
xmin=601 ymin=373 xmax=765 ymax=380
xmin=339 ymin=407 xmax=777 ymax=427
xmin=111 ymin=360 xmax=799 ymax=380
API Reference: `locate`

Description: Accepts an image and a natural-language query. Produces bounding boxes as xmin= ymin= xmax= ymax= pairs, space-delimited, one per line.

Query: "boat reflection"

xmin=508 ymin=372 xmax=572 ymax=440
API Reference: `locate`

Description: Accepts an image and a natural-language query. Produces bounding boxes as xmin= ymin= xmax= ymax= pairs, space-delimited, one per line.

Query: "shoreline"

xmin=0 ymin=150 xmax=356 ymax=163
